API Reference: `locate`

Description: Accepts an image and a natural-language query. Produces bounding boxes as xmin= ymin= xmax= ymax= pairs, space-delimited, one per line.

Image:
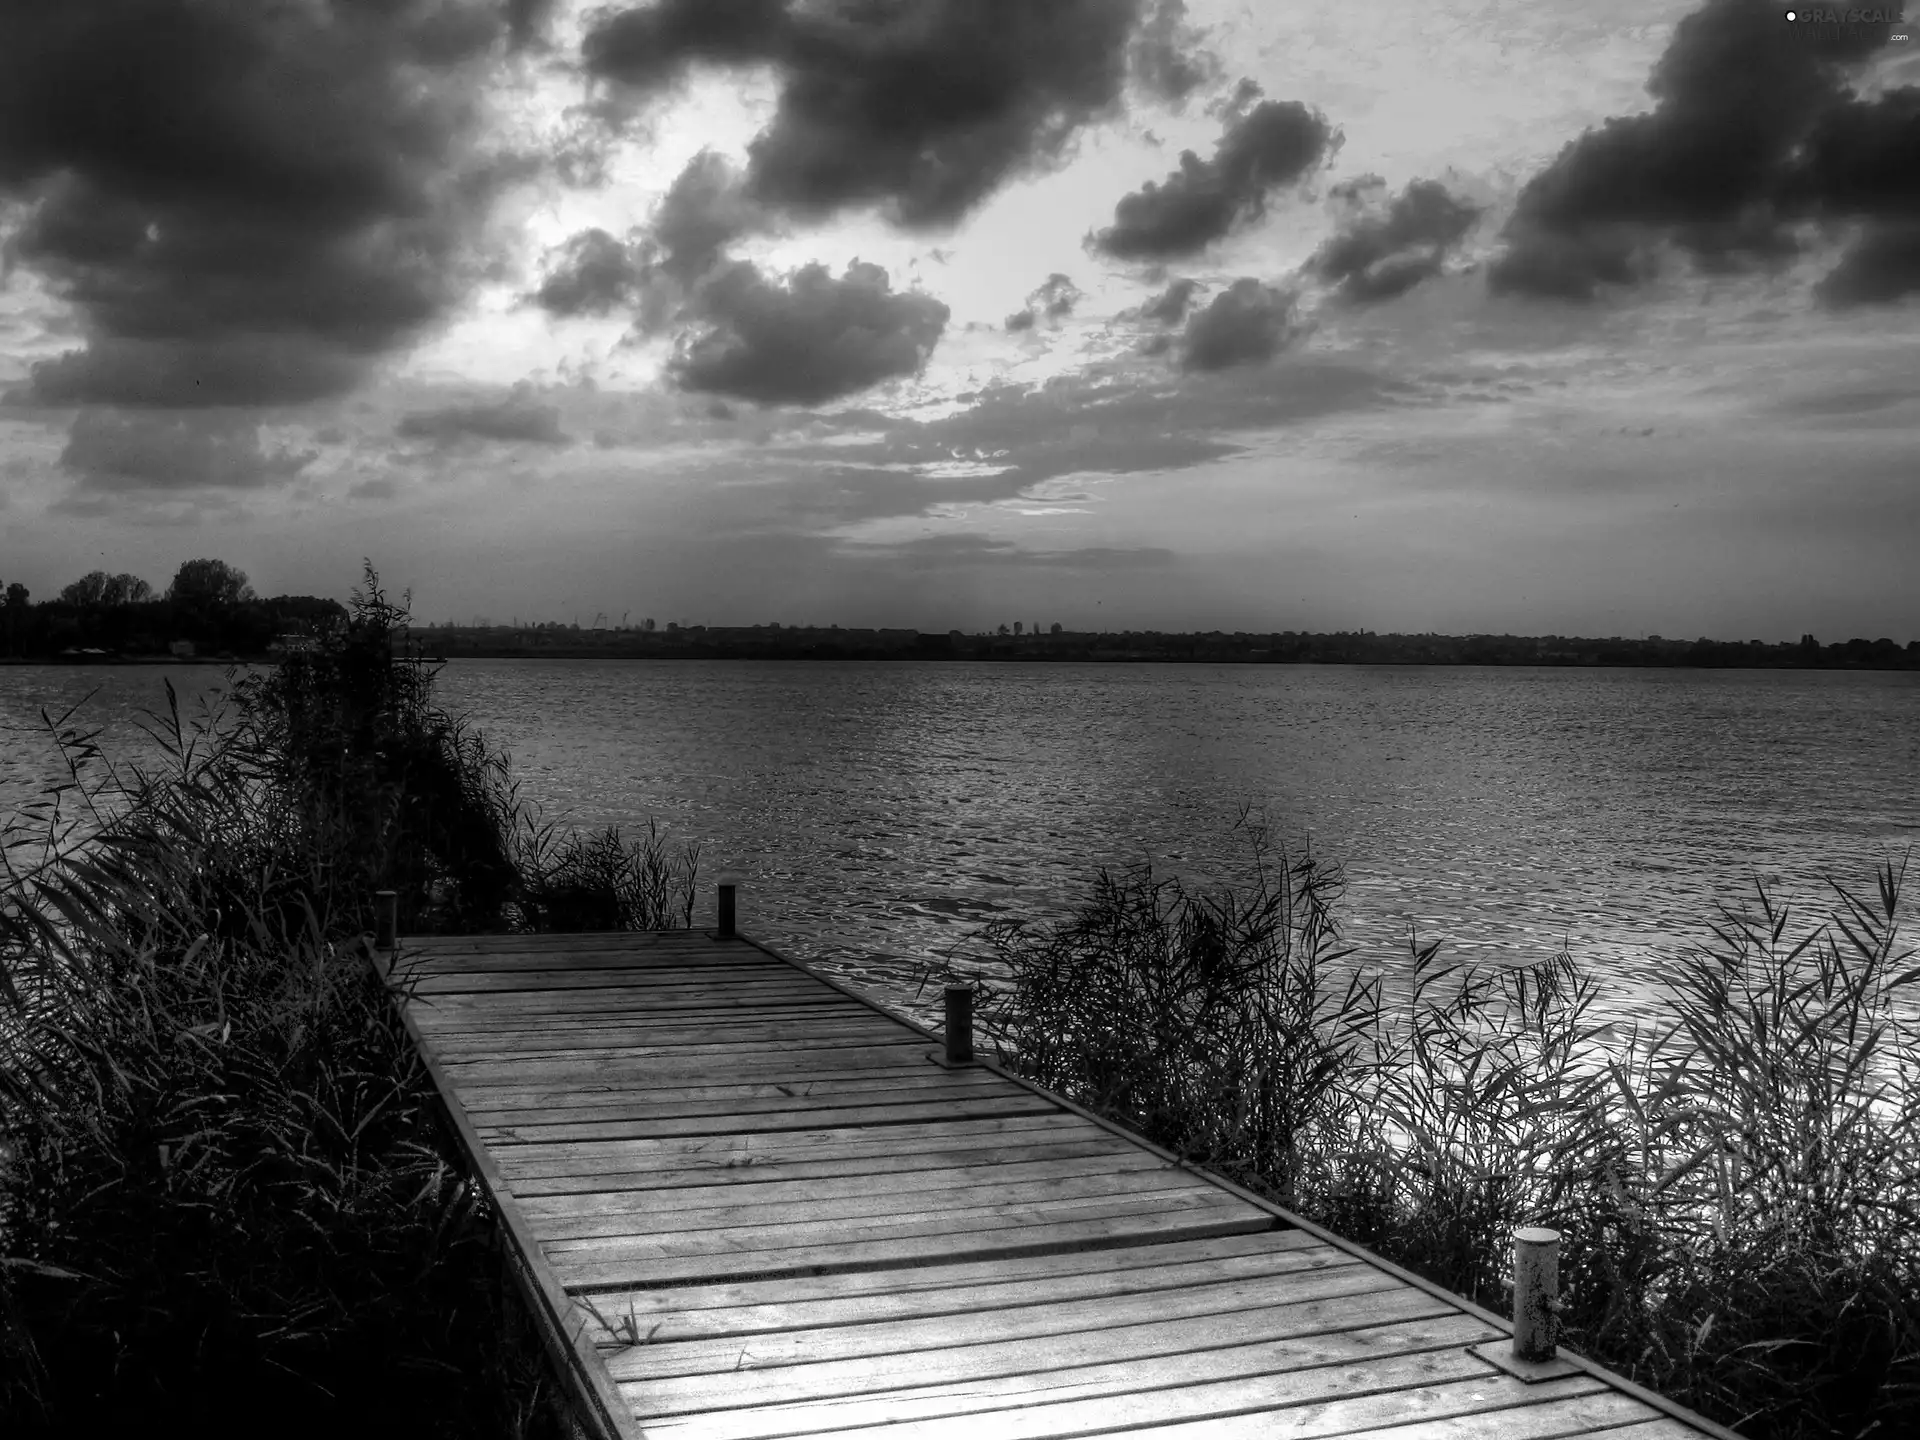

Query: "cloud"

xmin=0 ymin=1 xmax=526 ymax=408
xmin=1089 ymin=92 xmax=1341 ymax=260
xmin=1128 ymin=0 xmax=1222 ymax=106
xmin=533 ymin=229 xmax=654 ymax=317
xmin=649 ymin=149 xmax=766 ymax=283
xmin=583 ymin=0 xmax=1165 ymax=228
xmin=1489 ymin=1 xmax=1917 ymax=306
xmin=667 ymin=259 xmax=951 ymax=405
xmin=397 ymin=387 xmax=570 ymax=446
xmin=1135 ymin=276 xmax=1205 ymax=325
xmin=1178 ymin=279 xmax=1305 ymax=371
xmin=58 ymin=410 xmax=315 ymax=492
xmin=1307 ymin=176 xmax=1484 ymax=303
xmin=1005 ymin=273 xmax=1084 ymax=331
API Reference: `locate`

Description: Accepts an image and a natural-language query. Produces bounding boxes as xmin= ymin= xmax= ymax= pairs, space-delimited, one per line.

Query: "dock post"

xmin=374 ymin=889 xmax=397 ymax=955
xmin=715 ymin=872 xmax=740 ymax=938
xmin=1512 ymin=1226 xmax=1561 ymax=1363
xmin=944 ymin=983 xmax=974 ymax=1065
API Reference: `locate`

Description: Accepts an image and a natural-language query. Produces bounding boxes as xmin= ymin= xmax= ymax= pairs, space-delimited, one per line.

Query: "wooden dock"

xmin=381 ymin=926 xmax=1744 ymax=1440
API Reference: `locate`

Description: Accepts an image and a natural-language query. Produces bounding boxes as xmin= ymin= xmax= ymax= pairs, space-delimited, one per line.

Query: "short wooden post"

xmin=374 ymin=889 xmax=397 ymax=953
xmin=715 ymin=872 xmax=740 ymax=938
xmin=1512 ymin=1226 xmax=1561 ymax=1362
xmin=944 ymin=983 xmax=974 ymax=1065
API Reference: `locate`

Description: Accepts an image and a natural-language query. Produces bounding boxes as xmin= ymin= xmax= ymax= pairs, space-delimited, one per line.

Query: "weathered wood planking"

xmin=389 ymin=927 xmax=1743 ymax=1440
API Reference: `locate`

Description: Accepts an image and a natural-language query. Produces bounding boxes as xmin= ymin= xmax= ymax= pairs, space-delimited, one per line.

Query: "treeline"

xmin=0 ymin=559 xmax=344 ymax=661
xmin=398 ymin=623 xmax=1920 ymax=669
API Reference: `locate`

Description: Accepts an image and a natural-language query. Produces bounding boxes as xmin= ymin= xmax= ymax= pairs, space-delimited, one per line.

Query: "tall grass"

xmin=935 ymin=806 xmax=1918 ymax=1440
xmin=0 ymin=564 xmax=699 ymax=1436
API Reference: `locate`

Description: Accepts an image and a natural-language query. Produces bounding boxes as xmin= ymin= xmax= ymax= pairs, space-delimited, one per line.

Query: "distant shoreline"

xmin=6 ymin=649 xmax=1917 ymax=672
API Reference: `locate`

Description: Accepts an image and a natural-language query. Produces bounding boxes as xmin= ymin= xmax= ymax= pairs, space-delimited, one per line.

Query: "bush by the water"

xmin=0 ymin=564 xmax=698 ymax=1436
xmin=935 ymin=808 xmax=1918 ymax=1440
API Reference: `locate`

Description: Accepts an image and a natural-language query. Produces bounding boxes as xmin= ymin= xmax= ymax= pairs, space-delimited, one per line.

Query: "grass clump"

xmin=0 ymin=563 xmax=698 ymax=1436
xmin=935 ymin=806 xmax=1918 ymax=1440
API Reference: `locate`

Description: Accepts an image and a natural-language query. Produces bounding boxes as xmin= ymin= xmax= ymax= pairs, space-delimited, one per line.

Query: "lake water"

xmin=4 ymin=660 xmax=1916 ymax=1030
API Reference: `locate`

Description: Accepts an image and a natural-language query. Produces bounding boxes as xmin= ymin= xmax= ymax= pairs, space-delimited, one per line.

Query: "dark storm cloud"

xmin=59 ymin=410 xmax=315 ymax=492
xmin=1129 ymin=0 xmax=1222 ymax=106
xmin=532 ymin=153 xmax=759 ymax=328
xmin=0 ymin=1 xmax=528 ymax=409
xmin=1308 ymin=176 xmax=1484 ymax=303
xmin=533 ymin=229 xmax=654 ymax=317
xmin=1006 ymin=273 xmax=1083 ymax=331
xmin=1090 ymin=93 xmax=1341 ymax=260
xmin=583 ymin=0 xmax=1172 ymax=228
xmin=397 ymin=388 xmax=569 ymax=445
xmin=1489 ymin=0 xmax=1917 ymax=306
xmin=1178 ymin=278 xmax=1304 ymax=371
xmin=667 ymin=259 xmax=950 ymax=405
xmin=1135 ymin=276 xmax=1204 ymax=324
xmin=650 ymin=150 xmax=765 ymax=282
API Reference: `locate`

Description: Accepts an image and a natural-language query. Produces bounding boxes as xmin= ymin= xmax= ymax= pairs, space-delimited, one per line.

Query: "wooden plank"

xmin=420 ymin=1029 xmax=934 ymax=1060
xmin=554 ymin=1201 xmax=1274 ymax=1290
xmin=491 ymin=1114 xmax=1105 ymax=1168
xmin=548 ymin=1181 xmax=1242 ymax=1256
xmin=477 ymin=1093 xmax=1060 ymax=1144
xmin=572 ymin=1229 xmax=1330 ymax=1342
xmin=455 ymin=1067 xmax=1010 ymax=1111
xmin=463 ymin=1076 xmax=1014 ymax=1127
xmin=414 ymin=1006 xmax=896 ymax=1038
xmin=418 ymin=1015 xmax=899 ymax=1050
xmin=500 ymin=1136 xmax=1148 ymax=1194
xmin=409 ymin=972 xmax=842 ymax=997
xmin=612 ymin=1271 xmax=1420 ymax=1411
xmin=623 ymin=1307 xmax=1480 ymax=1440
xmin=401 ymin=931 xmax=721 ymax=953
xmin=527 ymin=1168 xmax=1214 ymax=1241
xmin=411 ymin=987 xmax=843 ymax=1018
xmin=607 ymin=1256 xmax=1385 ymax=1381
xmin=1115 ymin=1384 xmax=1649 ymax=1440
xmin=398 ymin=959 xmax=786 ymax=981
xmin=521 ymin=1150 xmax=1171 ymax=1213
xmin=641 ymin=1343 xmax=1529 ymax=1440
xmin=437 ymin=1047 xmax=957 ymax=1084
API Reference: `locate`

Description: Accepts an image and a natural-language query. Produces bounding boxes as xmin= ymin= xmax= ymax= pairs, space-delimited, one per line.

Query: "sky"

xmin=0 ymin=0 xmax=1916 ymax=639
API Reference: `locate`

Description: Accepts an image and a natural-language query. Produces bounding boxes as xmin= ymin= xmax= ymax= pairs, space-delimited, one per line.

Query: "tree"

xmin=4 ymin=582 xmax=26 ymax=609
xmin=58 ymin=571 xmax=113 ymax=606
xmin=997 ymin=623 xmax=1010 ymax=636
xmin=1050 ymin=621 xmax=1062 ymax=635
xmin=1013 ymin=621 xmax=1024 ymax=636
xmin=169 ymin=558 xmax=255 ymax=607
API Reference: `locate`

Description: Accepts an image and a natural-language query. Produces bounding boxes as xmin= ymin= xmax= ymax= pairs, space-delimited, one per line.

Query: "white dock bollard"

xmin=1512 ymin=1226 xmax=1562 ymax=1363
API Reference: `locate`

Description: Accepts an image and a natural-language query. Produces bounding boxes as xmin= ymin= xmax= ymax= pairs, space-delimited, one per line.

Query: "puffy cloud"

xmin=1005 ymin=273 xmax=1083 ymax=331
xmin=1489 ymin=1 xmax=1917 ymax=306
xmin=1308 ymin=176 xmax=1484 ymax=303
xmin=1135 ymin=276 xmax=1205 ymax=325
xmin=1128 ymin=0 xmax=1222 ymax=106
xmin=1089 ymin=91 xmax=1341 ymax=259
xmin=583 ymin=0 xmax=1172 ymax=228
xmin=0 ymin=1 xmax=527 ymax=408
xmin=58 ymin=410 xmax=315 ymax=492
xmin=397 ymin=387 xmax=570 ymax=446
xmin=533 ymin=229 xmax=655 ymax=317
xmin=1177 ymin=278 xmax=1304 ymax=371
xmin=667 ymin=259 xmax=950 ymax=405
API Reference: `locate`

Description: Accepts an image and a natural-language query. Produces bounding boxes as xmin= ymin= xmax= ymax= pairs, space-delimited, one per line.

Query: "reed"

xmin=932 ymin=805 xmax=1918 ymax=1440
xmin=0 ymin=564 xmax=698 ymax=1436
